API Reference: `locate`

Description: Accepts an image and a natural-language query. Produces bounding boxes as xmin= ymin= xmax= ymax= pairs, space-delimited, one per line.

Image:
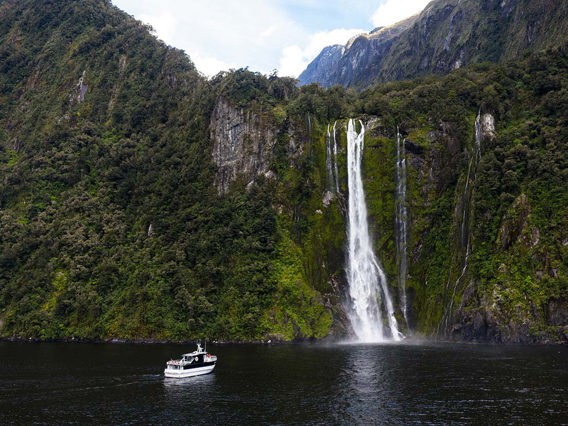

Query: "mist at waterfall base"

xmin=1 ymin=342 xmax=566 ymax=424
xmin=345 ymin=119 xmax=401 ymax=342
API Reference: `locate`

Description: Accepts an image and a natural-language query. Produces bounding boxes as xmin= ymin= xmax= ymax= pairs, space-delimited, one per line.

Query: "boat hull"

xmin=164 ymin=363 xmax=216 ymax=378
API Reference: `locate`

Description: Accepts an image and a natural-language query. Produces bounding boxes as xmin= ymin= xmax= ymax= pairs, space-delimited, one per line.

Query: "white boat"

xmin=164 ymin=343 xmax=217 ymax=378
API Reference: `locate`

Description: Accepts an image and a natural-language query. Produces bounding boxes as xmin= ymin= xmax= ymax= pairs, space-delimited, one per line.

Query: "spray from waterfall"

xmin=346 ymin=119 xmax=402 ymax=342
xmin=395 ymin=128 xmax=409 ymax=327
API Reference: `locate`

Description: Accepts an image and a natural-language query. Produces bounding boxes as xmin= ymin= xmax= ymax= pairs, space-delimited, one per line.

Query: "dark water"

xmin=1 ymin=341 xmax=566 ymax=425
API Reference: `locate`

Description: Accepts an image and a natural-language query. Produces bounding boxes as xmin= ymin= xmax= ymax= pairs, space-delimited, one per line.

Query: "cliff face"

xmin=299 ymin=0 xmax=568 ymax=89
xmin=211 ymin=97 xmax=276 ymax=193
xmin=298 ymin=45 xmax=344 ymax=88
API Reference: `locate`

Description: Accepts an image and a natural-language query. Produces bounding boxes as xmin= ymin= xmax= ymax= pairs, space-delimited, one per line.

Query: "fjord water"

xmin=1 ymin=342 xmax=566 ymax=424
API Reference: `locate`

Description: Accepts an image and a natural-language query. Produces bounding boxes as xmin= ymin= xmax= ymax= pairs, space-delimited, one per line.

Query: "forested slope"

xmin=0 ymin=0 xmax=566 ymax=343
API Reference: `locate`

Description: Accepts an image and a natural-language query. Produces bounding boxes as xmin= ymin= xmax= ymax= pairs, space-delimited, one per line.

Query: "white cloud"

xmin=113 ymin=0 xmax=307 ymax=76
xmin=113 ymin=0 xmax=420 ymax=78
xmin=190 ymin=53 xmax=235 ymax=77
xmin=371 ymin=0 xmax=431 ymax=28
xmin=278 ymin=45 xmax=305 ymax=78
xmin=278 ymin=28 xmax=365 ymax=78
xmin=138 ymin=12 xmax=177 ymax=45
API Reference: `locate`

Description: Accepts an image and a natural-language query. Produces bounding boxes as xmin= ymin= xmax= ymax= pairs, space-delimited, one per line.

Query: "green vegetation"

xmin=0 ymin=0 xmax=566 ymax=343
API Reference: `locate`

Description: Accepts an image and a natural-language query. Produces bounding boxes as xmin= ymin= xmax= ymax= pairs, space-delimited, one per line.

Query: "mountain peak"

xmin=299 ymin=0 xmax=568 ymax=89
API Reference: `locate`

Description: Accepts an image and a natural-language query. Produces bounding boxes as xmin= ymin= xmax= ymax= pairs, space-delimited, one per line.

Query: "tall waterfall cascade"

xmin=395 ymin=128 xmax=409 ymax=327
xmin=346 ymin=119 xmax=402 ymax=342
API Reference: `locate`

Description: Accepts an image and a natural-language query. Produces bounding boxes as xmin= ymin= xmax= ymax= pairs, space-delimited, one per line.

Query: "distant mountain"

xmin=299 ymin=0 xmax=568 ymax=89
xmin=298 ymin=44 xmax=344 ymax=89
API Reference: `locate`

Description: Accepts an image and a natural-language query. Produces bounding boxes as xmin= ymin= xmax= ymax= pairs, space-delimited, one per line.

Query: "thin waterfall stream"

xmin=440 ymin=111 xmax=482 ymax=333
xmin=332 ymin=120 xmax=340 ymax=194
xmin=325 ymin=121 xmax=341 ymax=195
xmin=395 ymin=128 xmax=409 ymax=327
xmin=326 ymin=124 xmax=334 ymax=192
xmin=346 ymin=119 xmax=402 ymax=342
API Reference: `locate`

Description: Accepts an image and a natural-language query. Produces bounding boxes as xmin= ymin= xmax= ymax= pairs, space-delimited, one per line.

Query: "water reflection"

xmin=163 ymin=373 xmax=216 ymax=394
xmin=161 ymin=374 xmax=218 ymax=421
xmin=0 ymin=342 xmax=566 ymax=425
xmin=163 ymin=373 xmax=215 ymax=387
xmin=333 ymin=343 xmax=399 ymax=424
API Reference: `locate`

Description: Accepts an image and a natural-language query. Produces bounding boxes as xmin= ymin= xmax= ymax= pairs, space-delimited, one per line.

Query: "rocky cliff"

xmin=211 ymin=97 xmax=276 ymax=193
xmin=299 ymin=0 xmax=568 ymax=89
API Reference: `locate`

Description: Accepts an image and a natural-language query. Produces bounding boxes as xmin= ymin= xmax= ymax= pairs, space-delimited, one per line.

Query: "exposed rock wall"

xmin=210 ymin=97 xmax=276 ymax=193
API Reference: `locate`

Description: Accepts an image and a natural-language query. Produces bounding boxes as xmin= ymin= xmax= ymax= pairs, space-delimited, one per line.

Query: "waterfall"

xmin=325 ymin=121 xmax=341 ymax=194
xmin=326 ymin=124 xmax=334 ymax=192
xmin=346 ymin=119 xmax=402 ymax=342
xmin=441 ymin=112 xmax=482 ymax=333
xmin=332 ymin=121 xmax=340 ymax=193
xmin=395 ymin=128 xmax=409 ymax=327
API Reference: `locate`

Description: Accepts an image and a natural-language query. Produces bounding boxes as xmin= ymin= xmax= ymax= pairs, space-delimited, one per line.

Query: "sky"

xmin=111 ymin=0 xmax=431 ymax=78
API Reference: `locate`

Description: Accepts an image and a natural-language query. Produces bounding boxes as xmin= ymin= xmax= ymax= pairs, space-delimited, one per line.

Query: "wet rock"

xmin=211 ymin=97 xmax=276 ymax=193
xmin=77 ymin=70 xmax=87 ymax=103
xmin=322 ymin=191 xmax=334 ymax=207
xmin=480 ymin=113 xmax=496 ymax=140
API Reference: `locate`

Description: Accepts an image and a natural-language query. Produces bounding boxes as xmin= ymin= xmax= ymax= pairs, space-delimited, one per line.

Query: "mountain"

xmin=0 ymin=0 xmax=566 ymax=343
xmin=0 ymin=0 xmax=329 ymax=342
xmin=299 ymin=0 xmax=568 ymax=89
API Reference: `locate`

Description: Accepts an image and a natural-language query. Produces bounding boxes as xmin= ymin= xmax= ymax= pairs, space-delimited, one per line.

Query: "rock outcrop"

xmin=210 ymin=97 xmax=276 ymax=193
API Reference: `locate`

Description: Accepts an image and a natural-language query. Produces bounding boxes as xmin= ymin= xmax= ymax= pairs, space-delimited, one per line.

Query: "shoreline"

xmin=1 ymin=335 xmax=565 ymax=346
